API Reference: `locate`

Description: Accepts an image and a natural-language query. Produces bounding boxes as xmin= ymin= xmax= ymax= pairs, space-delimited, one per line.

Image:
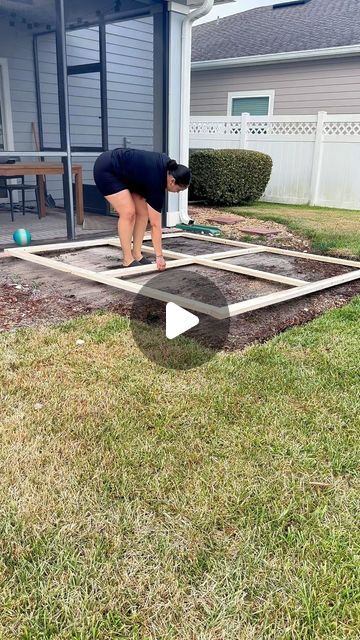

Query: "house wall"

xmin=0 ymin=25 xmax=38 ymax=153
xmin=36 ymin=17 xmax=154 ymax=204
xmin=191 ymin=56 xmax=360 ymax=116
xmin=0 ymin=17 xmax=154 ymax=206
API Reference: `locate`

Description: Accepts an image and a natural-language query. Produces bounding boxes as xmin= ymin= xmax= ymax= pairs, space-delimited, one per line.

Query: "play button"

xmin=130 ymin=267 xmax=230 ymax=370
xmin=166 ymin=302 xmax=199 ymax=339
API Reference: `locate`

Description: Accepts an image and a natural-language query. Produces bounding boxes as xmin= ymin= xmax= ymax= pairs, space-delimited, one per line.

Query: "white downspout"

xmin=178 ymin=0 xmax=214 ymax=224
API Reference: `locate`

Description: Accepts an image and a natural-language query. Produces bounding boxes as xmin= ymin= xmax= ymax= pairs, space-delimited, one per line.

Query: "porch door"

xmin=35 ymin=27 xmax=108 ymax=215
xmin=66 ymin=30 xmax=106 ymax=215
xmin=35 ymin=17 xmax=156 ymax=217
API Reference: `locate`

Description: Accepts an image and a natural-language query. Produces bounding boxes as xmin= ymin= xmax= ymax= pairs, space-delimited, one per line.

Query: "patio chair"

xmin=0 ymin=158 xmax=40 ymax=222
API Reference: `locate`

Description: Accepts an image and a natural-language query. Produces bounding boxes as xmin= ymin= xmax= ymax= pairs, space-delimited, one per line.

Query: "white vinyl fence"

xmin=189 ymin=112 xmax=360 ymax=210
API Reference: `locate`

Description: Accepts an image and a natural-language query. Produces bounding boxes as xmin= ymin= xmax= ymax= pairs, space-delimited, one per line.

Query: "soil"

xmin=1 ymin=225 xmax=360 ymax=353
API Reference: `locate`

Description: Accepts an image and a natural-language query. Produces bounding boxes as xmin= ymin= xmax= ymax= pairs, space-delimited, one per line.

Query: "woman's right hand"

xmin=156 ymin=255 xmax=166 ymax=271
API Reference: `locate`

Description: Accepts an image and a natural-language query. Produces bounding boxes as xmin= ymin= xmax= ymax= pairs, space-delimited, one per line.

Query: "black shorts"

xmin=93 ymin=150 xmax=128 ymax=197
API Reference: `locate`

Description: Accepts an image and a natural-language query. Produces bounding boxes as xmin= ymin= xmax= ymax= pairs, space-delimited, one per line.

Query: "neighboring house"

xmin=0 ymin=0 xmax=230 ymax=236
xmin=191 ymin=0 xmax=360 ymax=117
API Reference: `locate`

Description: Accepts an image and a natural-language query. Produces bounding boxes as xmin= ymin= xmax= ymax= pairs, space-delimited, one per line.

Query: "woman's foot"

xmin=121 ymin=259 xmax=141 ymax=268
xmin=135 ymin=256 xmax=153 ymax=265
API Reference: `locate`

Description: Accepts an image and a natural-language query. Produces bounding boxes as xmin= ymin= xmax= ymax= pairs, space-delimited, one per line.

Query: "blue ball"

xmin=13 ymin=228 xmax=32 ymax=247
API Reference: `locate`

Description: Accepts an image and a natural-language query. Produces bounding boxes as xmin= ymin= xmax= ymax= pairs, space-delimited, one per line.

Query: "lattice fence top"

xmin=189 ymin=119 xmax=320 ymax=137
xmin=190 ymin=118 xmax=360 ymax=138
xmin=247 ymin=121 xmax=317 ymax=136
xmin=323 ymin=121 xmax=360 ymax=136
xmin=189 ymin=121 xmax=242 ymax=136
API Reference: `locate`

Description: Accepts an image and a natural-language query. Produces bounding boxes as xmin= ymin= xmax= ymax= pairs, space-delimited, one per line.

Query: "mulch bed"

xmin=189 ymin=205 xmax=310 ymax=251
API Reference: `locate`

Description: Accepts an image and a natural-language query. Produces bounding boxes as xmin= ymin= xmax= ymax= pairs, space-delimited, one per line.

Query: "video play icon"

xmin=130 ymin=268 xmax=230 ymax=370
xmin=165 ymin=302 xmax=199 ymax=339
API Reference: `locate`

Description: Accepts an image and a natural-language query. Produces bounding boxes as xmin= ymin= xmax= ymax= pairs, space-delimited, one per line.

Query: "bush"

xmin=189 ymin=148 xmax=273 ymax=206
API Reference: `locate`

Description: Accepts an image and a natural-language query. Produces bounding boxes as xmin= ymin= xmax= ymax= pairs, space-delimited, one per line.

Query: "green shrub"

xmin=189 ymin=148 xmax=273 ymax=206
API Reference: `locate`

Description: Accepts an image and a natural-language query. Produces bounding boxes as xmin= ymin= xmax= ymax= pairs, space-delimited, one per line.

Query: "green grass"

xmin=1 ymin=304 xmax=360 ymax=639
xmin=226 ymin=202 xmax=360 ymax=258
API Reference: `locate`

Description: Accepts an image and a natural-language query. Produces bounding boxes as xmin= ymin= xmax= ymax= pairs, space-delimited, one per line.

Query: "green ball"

xmin=13 ymin=228 xmax=32 ymax=247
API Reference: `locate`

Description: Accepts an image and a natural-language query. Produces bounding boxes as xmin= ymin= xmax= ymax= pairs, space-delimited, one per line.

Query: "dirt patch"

xmin=0 ymin=282 xmax=93 ymax=332
xmin=189 ymin=205 xmax=310 ymax=251
xmin=1 ymin=238 xmax=360 ymax=352
xmin=143 ymin=236 xmax=240 ymax=255
xmin=128 ymin=264 xmax=288 ymax=306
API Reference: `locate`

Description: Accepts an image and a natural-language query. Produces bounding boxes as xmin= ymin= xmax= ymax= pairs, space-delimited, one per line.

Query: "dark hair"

xmin=167 ymin=159 xmax=191 ymax=187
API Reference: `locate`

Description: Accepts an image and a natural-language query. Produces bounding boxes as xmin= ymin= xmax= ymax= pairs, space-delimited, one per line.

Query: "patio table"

xmin=0 ymin=163 xmax=84 ymax=225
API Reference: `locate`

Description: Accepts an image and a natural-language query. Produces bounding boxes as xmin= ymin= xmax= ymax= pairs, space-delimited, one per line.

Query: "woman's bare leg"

xmin=148 ymin=205 xmax=166 ymax=271
xmin=105 ymin=190 xmax=136 ymax=266
xmin=132 ymin=193 xmax=149 ymax=261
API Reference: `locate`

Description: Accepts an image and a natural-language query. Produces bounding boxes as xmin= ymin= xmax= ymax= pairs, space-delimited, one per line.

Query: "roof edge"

xmin=191 ymin=45 xmax=360 ymax=69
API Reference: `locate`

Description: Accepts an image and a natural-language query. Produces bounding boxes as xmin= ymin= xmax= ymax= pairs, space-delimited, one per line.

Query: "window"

xmin=227 ymin=91 xmax=275 ymax=117
xmin=232 ymin=96 xmax=269 ymax=116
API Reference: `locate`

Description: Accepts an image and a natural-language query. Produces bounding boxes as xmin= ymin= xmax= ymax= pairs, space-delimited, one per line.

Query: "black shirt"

xmin=111 ymin=148 xmax=170 ymax=213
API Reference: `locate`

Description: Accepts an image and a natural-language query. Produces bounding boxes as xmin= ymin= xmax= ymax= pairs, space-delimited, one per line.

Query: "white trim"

xmin=0 ymin=58 xmax=17 ymax=204
xmin=177 ymin=0 xmax=214 ymax=225
xmin=227 ymin=90 xmax=275 ymax=116
xmin=168 ymin=2 xmax=190 ymax=15
xmin=192 ymin=44 xmax=360 ymax=70
xmin=0 ymin=58 xmax=15 ymax=151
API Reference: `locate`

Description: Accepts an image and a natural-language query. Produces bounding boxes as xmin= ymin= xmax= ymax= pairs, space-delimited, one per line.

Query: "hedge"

xmin=189 ymin=148 xmax=273 ymax=206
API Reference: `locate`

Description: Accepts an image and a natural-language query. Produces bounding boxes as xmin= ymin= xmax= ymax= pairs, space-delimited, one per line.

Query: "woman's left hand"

xmin=156 ymin=255 xmax=166 ymax=271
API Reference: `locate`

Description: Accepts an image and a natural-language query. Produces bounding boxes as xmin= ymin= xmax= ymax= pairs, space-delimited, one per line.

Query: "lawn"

xmin=1 ymin=299 xmax=359 ymax=639
xmin=226 ymin=202 xmax=360 ymax=258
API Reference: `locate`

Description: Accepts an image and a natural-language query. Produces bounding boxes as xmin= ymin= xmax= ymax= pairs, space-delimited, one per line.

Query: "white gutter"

xmin=192 ymin=44 xmax=360 ymax=70
xmin=179 ymin=0 xmax=215 ymax=224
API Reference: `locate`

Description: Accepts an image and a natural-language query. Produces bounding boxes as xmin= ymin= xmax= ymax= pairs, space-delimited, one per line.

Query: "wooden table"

xmin=0 ymin=162 xmax=84 ymax=225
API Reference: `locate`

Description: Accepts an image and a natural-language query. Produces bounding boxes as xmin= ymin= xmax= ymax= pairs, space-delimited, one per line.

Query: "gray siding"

xmin=191 ymin=57 xmax=360 ymax=116
xmin=1 ymin=17 xmax=154 ymax=206
xmin=0 ymin=24 xmax=43 ymax=205
xmin=37 ymin=18 xmax=154 ymax=204
xmin=0 ymin=25 xmax=38 ymax=152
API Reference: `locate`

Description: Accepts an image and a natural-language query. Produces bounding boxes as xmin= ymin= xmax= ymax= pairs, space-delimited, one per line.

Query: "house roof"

xmin=192 ymin=0 xmax=360 ymax=62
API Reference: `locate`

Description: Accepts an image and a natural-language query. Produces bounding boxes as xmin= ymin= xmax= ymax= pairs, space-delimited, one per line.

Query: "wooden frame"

xmin=4 ymin=232 xmax=360 ymax=319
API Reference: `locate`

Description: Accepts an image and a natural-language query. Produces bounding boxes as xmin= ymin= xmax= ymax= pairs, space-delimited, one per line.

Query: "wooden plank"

xmin=254 ymin=245 xmax=360 ymax=268
xmin=0 ymin=164 xmax=82 ymax=177
xmin=74 ymin=166 xmax=84 ymax=225
xmin=199 ymin=248 xmax=267 ymax=260
xmin=36 ymin=174 xmax=46 ymax=218
xmin=107 ymin=232 xmax=184 ymax=248
xmin=193 ymin=257 xmax=308 ymax=287
xmin=170 ymin=233 xmax=360 ymax=268
xmin=98 ymin=257 xmax=194 ymax=277
xmin=4 ymin=248 xmax=223 ymax=319
xmin=180 ymin=233 xmax=251 ymax=248
xmin=140 ymin=246 xmax=193 ymax=260
xmin=4 ymin=237 xmax=119 ymax=254
xmin=222 ymin=269 xmax=360 ymax=318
